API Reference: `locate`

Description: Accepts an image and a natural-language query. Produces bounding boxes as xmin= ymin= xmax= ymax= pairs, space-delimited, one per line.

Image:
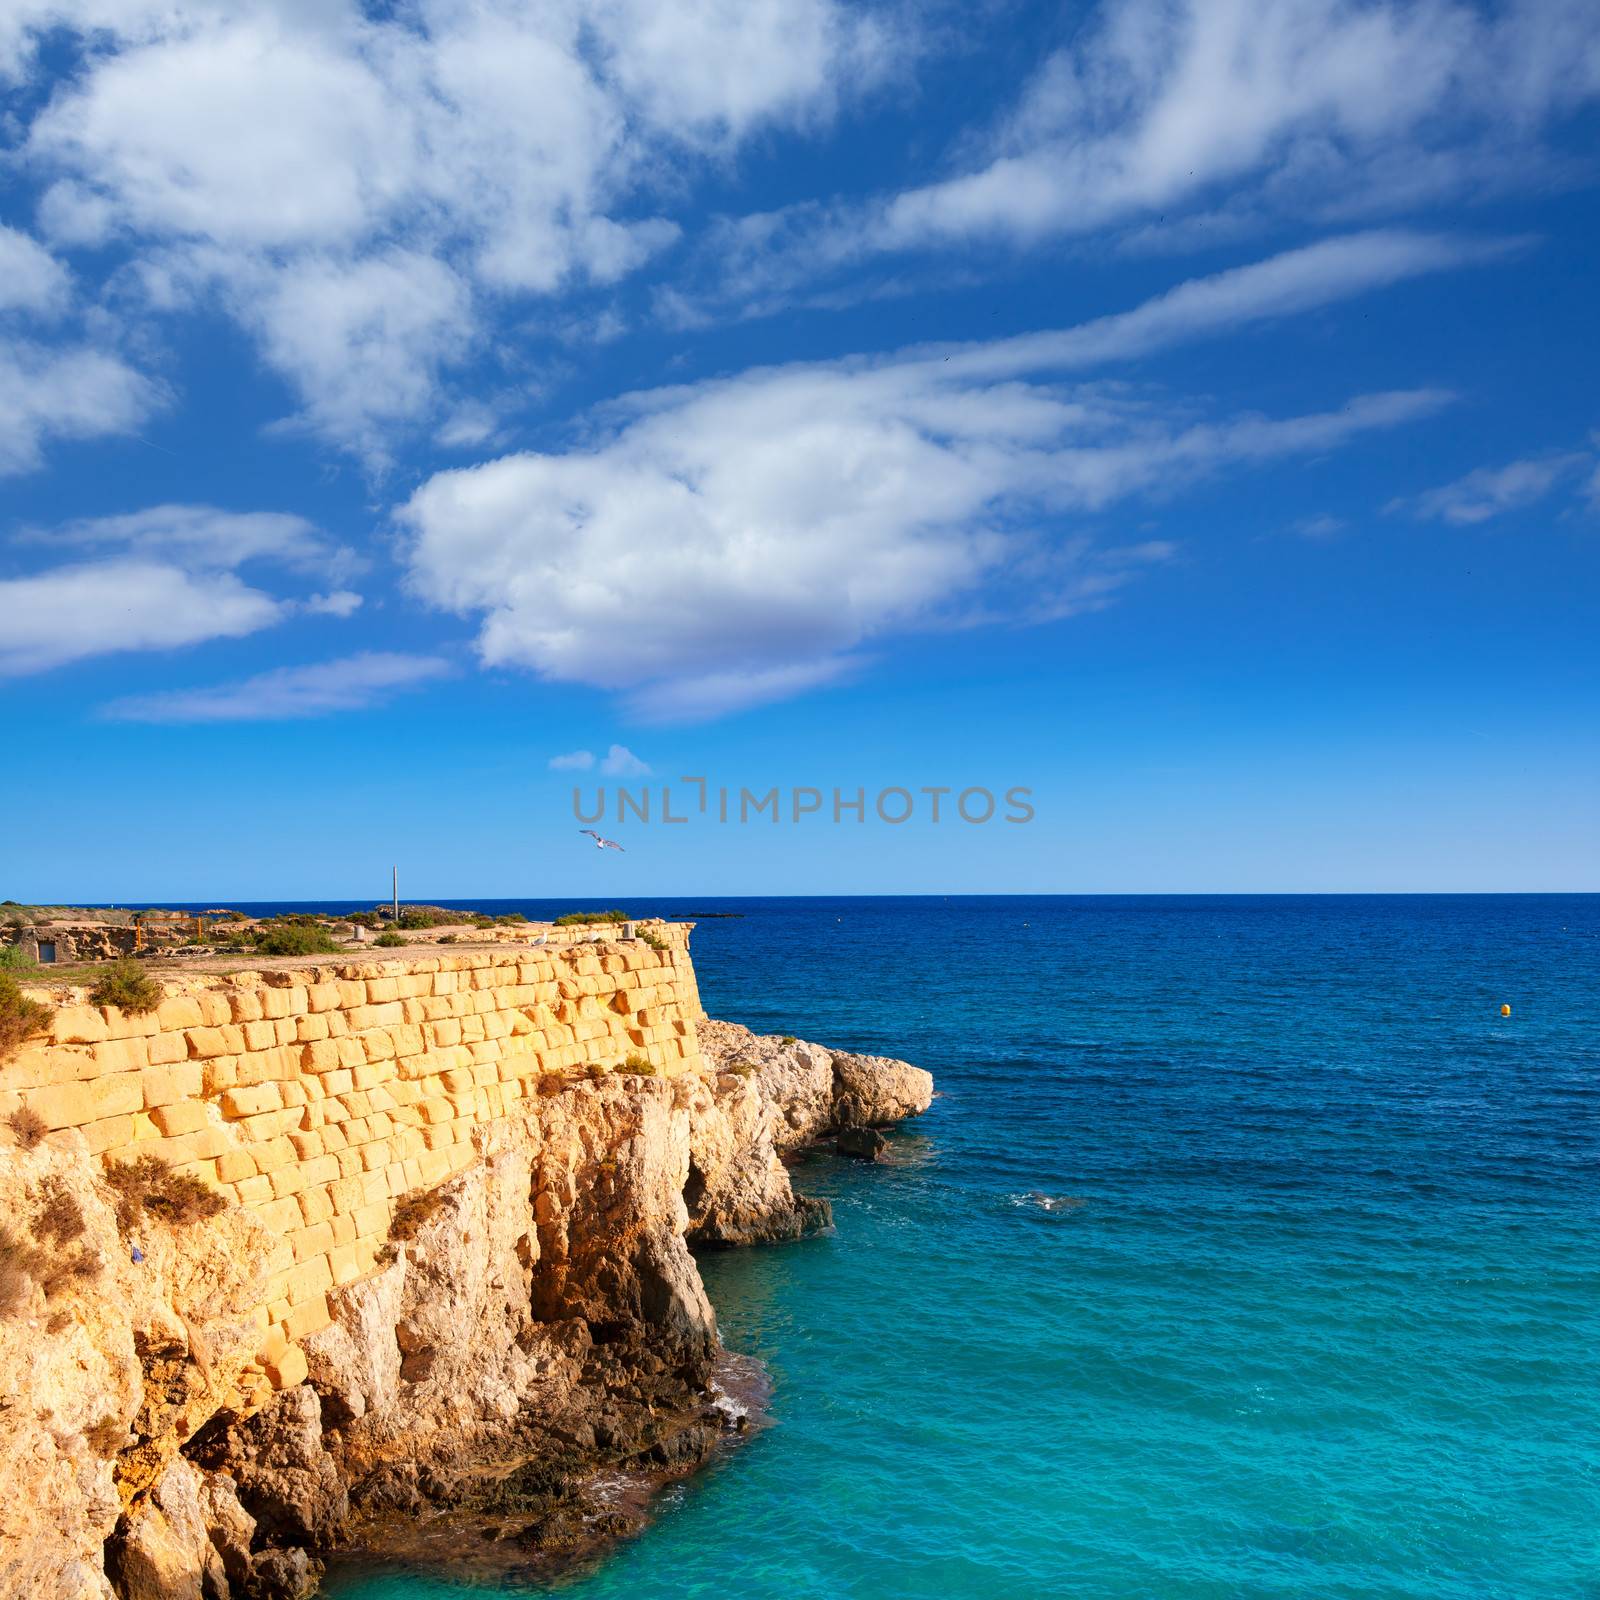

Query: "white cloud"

xmin=302 ymin=590 xmax=363 ymax=617
xmin=3 ymin=503 xmax=367 ymax=674
xmin=0 ymin=225 xmax=70 ymax=315
xmin=0 ymin=560 xmax=284 ymax=675
xmin=102 ymin=651 xmax=452 ymax=722
xmin=599 ymin=744 xmax=652 ymax=776
xmin=399 ymin=243 xmax=1455 ymax=720
xmin=0 ymin=338 xmax=162 ymax=475
xmin=14 ymin=0 xmax=897 ymax=462
xmin=1290 ymin=513 xmax=1347 ymax=540
xmin=44 ymin=503 xmax=361 ymax=581
xmin=549 ymin=749 xmax=597 ymax=771
xmin=1392 ymin=449 xmax=1596 ymax=524
xmin=684 ymin=0 xmax=1599 ymax=314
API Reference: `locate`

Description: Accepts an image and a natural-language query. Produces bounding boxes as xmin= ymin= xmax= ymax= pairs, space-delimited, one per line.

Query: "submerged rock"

xmin=835 ymin=1126 xmax=887 ymax=1161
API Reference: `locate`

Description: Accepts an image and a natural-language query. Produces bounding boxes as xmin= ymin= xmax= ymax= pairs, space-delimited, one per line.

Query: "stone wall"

xmin=1 ymin=927 xmax=703 ymax=1415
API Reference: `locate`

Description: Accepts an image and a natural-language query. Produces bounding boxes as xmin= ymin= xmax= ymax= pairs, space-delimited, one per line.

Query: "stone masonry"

xmin=0 ymin=926 xmax=704 ymax=1417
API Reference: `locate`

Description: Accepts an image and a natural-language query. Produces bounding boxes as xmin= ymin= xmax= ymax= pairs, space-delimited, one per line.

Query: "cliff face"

xmin=0 ymin=995 xmax=931 ymax=1599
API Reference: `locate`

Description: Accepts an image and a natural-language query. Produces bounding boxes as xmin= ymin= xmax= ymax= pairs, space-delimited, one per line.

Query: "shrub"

xmin=33 ymin=1182 xmax=85 ymax=1245
xmin=437 ymin=933 xmax=458 ymax=944
xmin=622 ymin=1052 xmax=656 ymax=1075
xmin=779 ymin=1035 xmax=797 ymax=1047
xmin=396 ymin=908 xmax=454 ymax=930
xmin=553 ymin=909 xmax=628 ymax=927
xmin=8 ymin=1105 xmax=48 ymax=1149
xmin=252 ymin=923 xmax=339 ymax=956
xmin=373 ymin=931 xmax=406 ymax=948
xmin=103 ymin=1155 xmax=226 ymax=1231
xmin=0 ymin=973 xmax=52 ymax=1061
xmin=89 ymin=959 xmax=162 ymax=1015
xmin=388 ymin=1186 xmax=446 ymax=1241
xmin=0 ymin=944 xmax=35 ymax=971
xmin=638 ymin=928 xmax=669 ymax=951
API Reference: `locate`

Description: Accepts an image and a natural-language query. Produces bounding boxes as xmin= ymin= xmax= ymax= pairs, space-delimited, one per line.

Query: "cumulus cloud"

xmin=399 ymin=241 xmax=1458 ymax=720
xmin=1391 ymin=449 xmax=1597 ymax=524
xmin=599 ymin=744 xmax=652 ymax=776
xmin=549 ymin=750 xmax=597 ymax=771
xmin=102 ymin=652 xmax=452 ymax=722
xmin=11 ymin=0 xmax=896 ymax=463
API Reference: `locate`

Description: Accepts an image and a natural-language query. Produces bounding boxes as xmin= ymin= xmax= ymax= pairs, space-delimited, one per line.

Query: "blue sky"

xmin=1 ymin=0 xmax=1596 ymax=900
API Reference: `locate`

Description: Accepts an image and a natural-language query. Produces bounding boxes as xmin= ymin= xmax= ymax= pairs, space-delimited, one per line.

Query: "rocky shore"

xmin=0 ymin=1020 xmax=931 ymax=1599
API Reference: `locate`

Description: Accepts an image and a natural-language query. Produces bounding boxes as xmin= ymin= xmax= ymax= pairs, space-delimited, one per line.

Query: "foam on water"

xmin=301 ymin=895 xmax=1597 ymax=1600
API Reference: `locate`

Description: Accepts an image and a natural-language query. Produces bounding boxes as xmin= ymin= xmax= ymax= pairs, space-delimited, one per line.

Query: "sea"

xmin=176 ymin=894 xmax=1598 ymax=1600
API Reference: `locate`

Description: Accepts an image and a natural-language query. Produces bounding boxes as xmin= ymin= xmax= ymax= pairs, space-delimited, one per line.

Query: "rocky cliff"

xmin=0 ymin=1000 xmax=931 ymax=1599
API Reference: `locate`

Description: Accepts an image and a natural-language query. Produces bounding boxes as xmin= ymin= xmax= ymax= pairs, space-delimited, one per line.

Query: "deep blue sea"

xmin=185 ymin=895 xmax=1599 ymax=1600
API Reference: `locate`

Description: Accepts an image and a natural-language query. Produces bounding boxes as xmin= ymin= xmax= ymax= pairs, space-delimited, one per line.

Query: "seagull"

xmin=579 ymin=829 xmax=625 ymax=852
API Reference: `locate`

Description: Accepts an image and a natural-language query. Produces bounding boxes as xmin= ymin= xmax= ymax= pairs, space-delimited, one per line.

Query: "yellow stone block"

xmin=150 ymin=1100 xmax=209 ymax=1137
xmin=265 ymin=1343 xmax=309 ymax=1390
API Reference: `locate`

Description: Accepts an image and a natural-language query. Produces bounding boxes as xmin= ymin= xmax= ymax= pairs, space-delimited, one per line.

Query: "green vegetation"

xmin=88 ymin=959 xmax=163 ymax=1015
xmin=102 ymin=1154 xmax=226 ymax=1231
xmin=373 ymin=931 xmax=406 ymax=948
xmin=553 ymin=909 xmax=629 ymax=927
xmin=622 ymin=1052 xmax=656 ymax=1075
xmin=0 ymin=972 xmax=53 ymax=1061
xmin=780 ymin=1035 xmax=797 ymax=1046
xmin=252 ymin=922 xmax=339 ymax=956
xmin=638 ymin=927 xmax=669 ymax=951
xmin=0 ymin=944 xmax=36 ymax=971
xmin=396 ymin=907 xmax=455 ymax=930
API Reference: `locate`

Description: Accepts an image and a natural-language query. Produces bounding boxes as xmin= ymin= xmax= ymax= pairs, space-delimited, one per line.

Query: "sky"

xmin=1 ymin=0 xmax=1597 ymax=901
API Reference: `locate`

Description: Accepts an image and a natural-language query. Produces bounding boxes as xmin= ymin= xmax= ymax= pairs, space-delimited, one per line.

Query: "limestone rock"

xmin=835 ymin=1125 xmax=887 ymax=1161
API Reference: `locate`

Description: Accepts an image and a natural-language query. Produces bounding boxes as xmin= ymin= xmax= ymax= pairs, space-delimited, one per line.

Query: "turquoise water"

xmin=297 ymin=895 xmax=1598 ymax=1599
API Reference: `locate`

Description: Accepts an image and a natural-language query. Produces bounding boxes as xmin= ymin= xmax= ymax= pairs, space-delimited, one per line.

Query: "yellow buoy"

xmin=1500 ymin=1004 xmax=1511 ymax=1017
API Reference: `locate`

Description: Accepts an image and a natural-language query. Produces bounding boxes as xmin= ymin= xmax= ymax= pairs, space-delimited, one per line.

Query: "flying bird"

xmin=579 ymin=829 xmax=625 ymax=852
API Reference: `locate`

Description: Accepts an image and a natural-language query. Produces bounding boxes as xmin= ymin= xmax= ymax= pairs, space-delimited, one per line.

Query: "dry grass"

xmin=33 ymin=1181 xmax=86 ymax=1245
xmin=388 ymin=1185 xmax=447 ymax=1242
xmin=88 ymin=959 xmax=163 ymax=1015
xmin=85 ymin=1415 xmax=128 ymax=1457
xmin=0 ymin=972 xmax=53 ymax=1061
xmin=8 ymin=1105 xmax=48 ymax=1148
xmin=103 ymin=1154 xmax=226 ymax=1231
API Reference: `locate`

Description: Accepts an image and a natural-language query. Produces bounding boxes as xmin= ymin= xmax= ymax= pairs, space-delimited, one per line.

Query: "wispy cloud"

xmin=0 ymin=560 xmax=284 ymax=676
xmin=674 ymin=0 xmax=1598 ymax=319
xmin=102 ymin=652 xmax=451 ymax=722
xmin=549 ymin=749 xmax=596 ymax=771
xmin=1390 ymin=448 xmax=1597 ymax=524
xmin=400 ymin=241 xmax=1458 ymax=721
xmin=2 ymin=503 xmax=369 ymax=676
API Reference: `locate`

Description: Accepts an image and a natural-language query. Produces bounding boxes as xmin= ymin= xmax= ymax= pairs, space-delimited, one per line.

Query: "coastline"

xmin=0 ymin=931 xmax=931 ymax=1600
